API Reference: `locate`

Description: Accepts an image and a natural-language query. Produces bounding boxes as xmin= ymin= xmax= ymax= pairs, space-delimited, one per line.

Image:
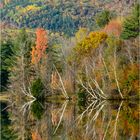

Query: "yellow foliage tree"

xmin=74 ymin=31 xmax=107 ymax=56
xmin=25 ymin=5 xmax=40 ymax=12
xmin=75 ymin=28 xmax=88 ymax=43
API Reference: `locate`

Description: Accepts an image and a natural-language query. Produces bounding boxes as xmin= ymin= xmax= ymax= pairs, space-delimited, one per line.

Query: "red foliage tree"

xmin=31 ymin=28 xmax=48 ymax=64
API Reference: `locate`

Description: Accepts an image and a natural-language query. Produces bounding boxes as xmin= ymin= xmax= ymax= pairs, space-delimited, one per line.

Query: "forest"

xmin=1 ymin=0 xmax=103 ymax=36
xmin=1 ymin=0 xmax=132 ymax=36
xmin=0 ymin=0 xmax=140 ymax=140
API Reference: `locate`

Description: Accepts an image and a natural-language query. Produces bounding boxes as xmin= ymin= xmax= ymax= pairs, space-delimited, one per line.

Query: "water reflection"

xmin=1 ymin=99 xmax=140 ymax=140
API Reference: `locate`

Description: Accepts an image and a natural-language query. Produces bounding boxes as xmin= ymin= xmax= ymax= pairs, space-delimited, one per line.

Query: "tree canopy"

xmin=121 ymin=4 xmax=140 ymax=39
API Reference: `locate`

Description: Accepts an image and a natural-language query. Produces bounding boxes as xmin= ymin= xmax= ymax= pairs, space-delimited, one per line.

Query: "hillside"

xmin=1 ymin=0 xmax=136 ymax=37
xmin=1 ymin=0 xmax=100 ymax=36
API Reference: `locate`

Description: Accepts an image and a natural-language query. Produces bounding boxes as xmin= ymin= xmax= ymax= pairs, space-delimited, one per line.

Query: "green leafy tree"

xmin=121 ymin=4 xmax=140 ymax=39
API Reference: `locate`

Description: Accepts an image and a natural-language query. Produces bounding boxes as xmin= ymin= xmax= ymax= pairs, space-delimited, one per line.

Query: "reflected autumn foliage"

xmin=32 ymin=131 xmax=42 ymax=140
xmin=7 ymin=99 xmax=140 ymax=140
xmin=51 ymin=108 xmax=60 ymax=126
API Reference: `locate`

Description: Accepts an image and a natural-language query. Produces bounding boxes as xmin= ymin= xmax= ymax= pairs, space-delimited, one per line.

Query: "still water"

xmin=1 ymin=99 xmax=140 ymax=140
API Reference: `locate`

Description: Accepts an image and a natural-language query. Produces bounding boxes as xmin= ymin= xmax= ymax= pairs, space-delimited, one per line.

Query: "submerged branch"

xmin=89 ymin=101 xmax=106 ymax=124
xmin=77 ymin=101 xmax=96 ymax=123
xmin=20 ymin=98 xmax=36 ymax=116
xmin=102 ymin=116 xmax=112 ymax=140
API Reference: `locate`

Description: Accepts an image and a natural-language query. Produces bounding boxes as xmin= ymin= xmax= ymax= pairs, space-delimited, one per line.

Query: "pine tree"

xmin=9 ymin=28 xmax=33 ymax=92
xmin=121 ymin=4 xmax=139 ymax=39
xmin=1 ymin=41 xmax=13 ymax=91
xmin=95 ymin=10 xmax=116 ymax=28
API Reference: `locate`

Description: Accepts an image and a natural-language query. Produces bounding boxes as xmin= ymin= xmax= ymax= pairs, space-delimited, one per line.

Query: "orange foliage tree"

xmin=103 ymin=19 xmax=122 ymax=37
xmin=31 ymin=28 xmax=48 ymax=64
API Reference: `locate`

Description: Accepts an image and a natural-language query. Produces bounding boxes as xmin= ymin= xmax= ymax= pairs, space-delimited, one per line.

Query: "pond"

xmin=1 ymin=98 xmax=140 ymax=140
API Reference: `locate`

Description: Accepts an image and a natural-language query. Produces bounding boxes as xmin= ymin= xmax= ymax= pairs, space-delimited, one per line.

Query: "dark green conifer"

xmin=121 ymin=4 xmax=139 ymax=39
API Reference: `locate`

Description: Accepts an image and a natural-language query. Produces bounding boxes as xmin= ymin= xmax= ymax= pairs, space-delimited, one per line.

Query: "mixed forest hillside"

xmin=1 ymin=0 xmax=137 ymax=36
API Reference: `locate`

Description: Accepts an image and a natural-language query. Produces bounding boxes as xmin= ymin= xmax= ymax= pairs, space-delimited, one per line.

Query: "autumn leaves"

xmin=31 ymin=28 xmax=48 ymax=64
xmin=30 ymin=3 xmax=139 ymax=100
xmin=74 ymin=31 xmax=107 ymax=56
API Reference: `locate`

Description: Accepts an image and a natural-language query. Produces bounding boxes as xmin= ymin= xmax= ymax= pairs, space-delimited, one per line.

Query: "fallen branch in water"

xmin=83 ymin=100 xmax=106 ymax=139
xmin=102 ymin=116 xmax=112 ymax=140
xmin=88 ymin=100 xmax=98 ymax=117
xmin=76 ymin=101 xmax=96 ymax=124
xmin=20 ymin=99 xmax=36 ymax=115
xmin=89 ymin=100 xmax=106 ymax=124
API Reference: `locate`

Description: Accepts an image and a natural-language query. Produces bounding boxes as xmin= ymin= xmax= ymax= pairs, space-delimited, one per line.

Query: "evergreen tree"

xmin=9 ymin=28 xmax=33 ymax=92
xmin=95 ymin=10 xmax=115 ymax=28
xmin=121 ymin=4 xmax=139 ymax=39
xmin=1 ymin=102 xmax=17 ymax=140
xmin=1 ymin=41 xmax=14 ymax=91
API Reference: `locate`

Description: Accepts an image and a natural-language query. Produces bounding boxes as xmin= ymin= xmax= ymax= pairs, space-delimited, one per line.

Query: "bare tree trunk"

xmin=125 ymin=40 xmax=134 ymax=65
xmin=113 ymin=46 xmax=123 ymax=99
